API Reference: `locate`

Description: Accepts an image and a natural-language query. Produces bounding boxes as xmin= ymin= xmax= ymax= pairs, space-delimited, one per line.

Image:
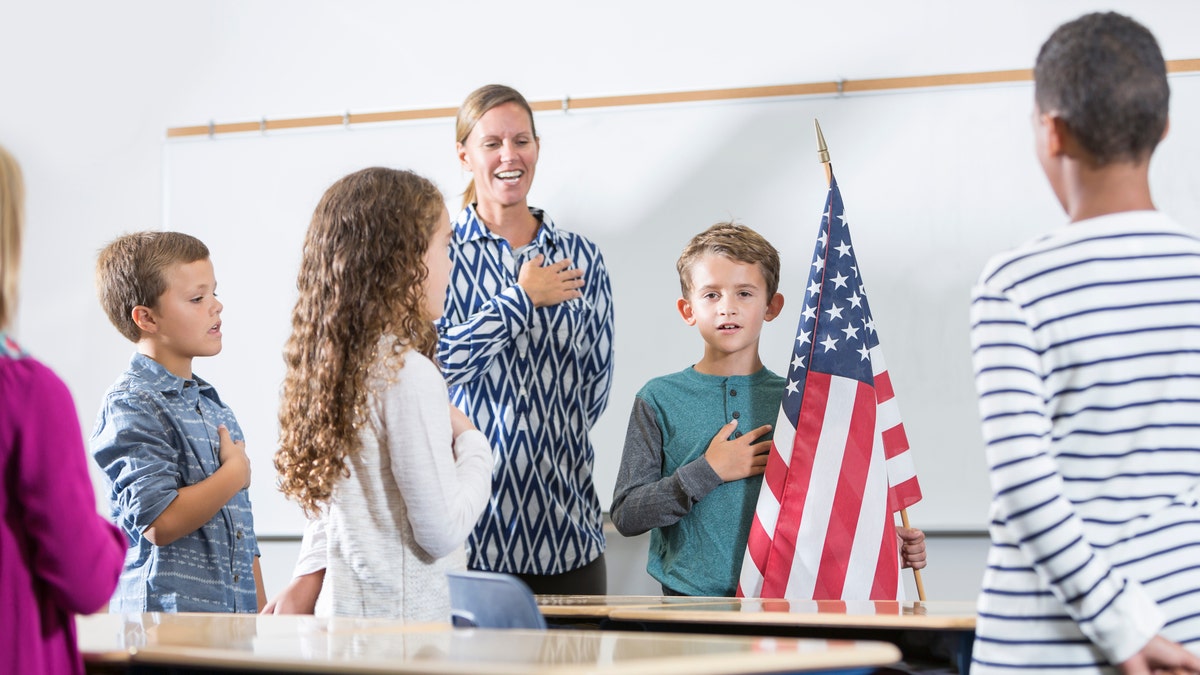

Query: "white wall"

xmin=4 ymin=0 xmax=1199 ymax=601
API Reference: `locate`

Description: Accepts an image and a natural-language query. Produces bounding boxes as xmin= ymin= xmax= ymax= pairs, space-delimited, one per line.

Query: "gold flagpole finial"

xmin=815 ymin=119 xmax=832 ymax=186
xmin=815 ymin=118 xmax=830 ymax=164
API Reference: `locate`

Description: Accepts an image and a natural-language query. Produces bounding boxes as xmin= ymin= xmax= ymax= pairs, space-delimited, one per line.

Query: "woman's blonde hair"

xmin=0 ymin=145 xmax=24 ymax=331
xmin=455 ymin=84 xmax=538 ymax=209
xmin=275 ymin=167 xmax=445 ymax=516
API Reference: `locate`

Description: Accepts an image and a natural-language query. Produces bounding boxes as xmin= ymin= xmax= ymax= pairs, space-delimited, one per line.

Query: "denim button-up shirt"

xmin=91 ymin=353 xmax=259 ymax=612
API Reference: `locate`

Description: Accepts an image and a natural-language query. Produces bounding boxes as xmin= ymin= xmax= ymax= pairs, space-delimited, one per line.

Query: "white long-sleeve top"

xmin=969 ymin=210 xmax=1200 ymax=672
xmin=297 ymin=347 xmax=492 ymax=621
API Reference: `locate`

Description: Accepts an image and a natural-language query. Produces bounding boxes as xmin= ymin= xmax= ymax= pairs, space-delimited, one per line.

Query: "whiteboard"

xmin=164 ymin=77 xmax=1200 ymax=536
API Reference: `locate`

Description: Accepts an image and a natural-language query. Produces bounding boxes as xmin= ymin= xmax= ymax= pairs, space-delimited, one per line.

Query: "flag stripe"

xmin=813 ymin=380 xmax=877 ymax=598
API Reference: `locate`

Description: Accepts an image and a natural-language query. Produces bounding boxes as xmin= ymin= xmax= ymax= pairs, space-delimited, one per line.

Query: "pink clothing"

xmin=1 ymin=347 xmax=125 ymax=675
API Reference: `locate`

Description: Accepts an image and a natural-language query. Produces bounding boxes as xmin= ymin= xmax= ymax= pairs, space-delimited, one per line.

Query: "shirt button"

xmin=236 ymin=531 xmax=243 ymax=540
xmin=732 ymin=411 xmax=741 ymax=419
xmin=233 ymin=574 xmax=240 ymax=583
xmin=730 ymin=389 xmax=737 ymax=396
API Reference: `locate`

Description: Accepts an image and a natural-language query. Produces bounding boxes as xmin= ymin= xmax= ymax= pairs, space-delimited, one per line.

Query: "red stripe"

xmin=812 ymin=381 xmax=877 ymax=599
xmin=745 ymin=515 xmax=772 ymax=579
xmin=874 ymin=369 xmax=894 ymax=402
xmin=874 ymin=600 xmax=900 ymax=615
xmin=882 ymin=424 xmax=909 ymax=460
xmin=761 ymin=371 xmax=830 ymax=597
xmin=818 ymin=600 xmax=847 ymax=614
xmin=764 ymin=439 xmax=788 ymax=501
xmin=762 ymin=599 xmax=792 ymax=613
xmin=870 ymin=509 xmax=900 ymax=599
xmin=889 ymin=475 xmax=923 ymax=512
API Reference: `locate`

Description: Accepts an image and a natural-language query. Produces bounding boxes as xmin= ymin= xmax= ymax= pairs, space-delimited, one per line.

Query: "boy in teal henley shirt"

xmin=612 ymin=223 xmax=927 ymax=597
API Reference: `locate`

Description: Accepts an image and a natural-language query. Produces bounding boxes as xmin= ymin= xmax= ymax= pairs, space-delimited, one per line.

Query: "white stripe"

xmin=876 ymin=395 xmax=901 ymax=430
xmin=885 ymin=452 xmax=917 ymax=486
xmin=870 ymin=345 xmax=887 ymax=376
xmin=771 ymin=404 xmax=797 ymax=467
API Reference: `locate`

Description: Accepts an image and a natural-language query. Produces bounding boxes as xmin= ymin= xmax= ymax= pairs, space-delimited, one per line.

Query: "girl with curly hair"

xmin=271 ymin=167 xmax=492 ymax=620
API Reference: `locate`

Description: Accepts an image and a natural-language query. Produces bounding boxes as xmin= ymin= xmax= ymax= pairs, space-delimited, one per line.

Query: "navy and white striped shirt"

xmin=970 ymin=210 xmax=1200 ymax=672
xmin=90 ymin=353 xmax=259 ymax=612
xmin=436 ymin=205 xmax=615 ymax=575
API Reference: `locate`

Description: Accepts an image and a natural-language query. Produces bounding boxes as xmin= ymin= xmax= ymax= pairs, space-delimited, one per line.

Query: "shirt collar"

xmin=129 ymin=352 xmax=223 ymax=404
xmin=455 ymin=203 xmax=561 ymax=251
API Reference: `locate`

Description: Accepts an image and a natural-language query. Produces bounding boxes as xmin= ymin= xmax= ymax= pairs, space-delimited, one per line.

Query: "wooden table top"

xmin=79 ymin=612 xmax=904 ymax=674
xmin=536 ymin=594 xmax=731 ymax=618
xmin=605 ymin=599 xmax=978 ymax=630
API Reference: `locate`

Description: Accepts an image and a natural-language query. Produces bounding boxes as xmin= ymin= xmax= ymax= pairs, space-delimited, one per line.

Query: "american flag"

xmin=737 ymin=173 xmax=922 ymax=600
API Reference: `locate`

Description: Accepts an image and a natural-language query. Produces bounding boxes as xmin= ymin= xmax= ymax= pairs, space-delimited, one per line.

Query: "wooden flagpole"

xmin=814 ymin=119 xmax=927 ymax=602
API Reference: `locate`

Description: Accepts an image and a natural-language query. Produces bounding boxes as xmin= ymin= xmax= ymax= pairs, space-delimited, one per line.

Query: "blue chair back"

xmin=446 ymin=570 xmax=547 ymax=629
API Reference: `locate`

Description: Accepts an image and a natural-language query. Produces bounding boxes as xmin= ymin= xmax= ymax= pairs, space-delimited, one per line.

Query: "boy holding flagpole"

xmin=611 ymin=222 xmax=926 ymax=597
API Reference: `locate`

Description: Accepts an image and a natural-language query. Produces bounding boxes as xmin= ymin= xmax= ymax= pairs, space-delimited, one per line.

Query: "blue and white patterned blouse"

xmin=437 ymin=204 xmax=615 ymax=575
xmin=90 ymin=353 xmax=259 ymax=612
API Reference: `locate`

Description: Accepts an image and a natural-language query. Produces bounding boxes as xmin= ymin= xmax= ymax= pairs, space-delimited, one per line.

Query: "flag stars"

xmin=796 ymin=329 xmax=812 ymax=345
xmin=821 ymin=335 xmax=839 ymax=352
xmin=802 ymin=304 xmax=818 ymax=321
xmin=828 ymin=272 xmax=849 ymax=290
xmin=857 ymin=344 xmax=871 ymax=361
xmin=841 ymin=324 xmax=860 ymax=341
xmin=785 ymin=379 xmax=800 ymax=395
xmin=824 ymin=303 xmax=844 ymax=321
xmin=847 ymin=292 xmax=862 ymax=309
xmin=807 ymin=279 xmax=822 ymax=296
xmin=864 ymin=316 xmax=876 ymax=333
xmin=817 ymin=229 xmax=829 ymax=248
xmin=811 ymin=256 xmax=825 ymax=272
xmin=835 ymin=241 xmax=852 ymax=257
xmin=791 ymin=353 xmax=806 ymax=370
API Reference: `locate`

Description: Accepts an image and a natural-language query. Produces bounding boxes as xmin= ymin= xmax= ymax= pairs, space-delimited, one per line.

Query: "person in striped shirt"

xmin=970 ymin=12 xmax=1200 ymax=674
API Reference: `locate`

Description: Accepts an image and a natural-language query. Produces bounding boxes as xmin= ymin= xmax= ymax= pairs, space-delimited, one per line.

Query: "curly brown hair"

xmin=275 ymin=167 xmax=446 ymax=516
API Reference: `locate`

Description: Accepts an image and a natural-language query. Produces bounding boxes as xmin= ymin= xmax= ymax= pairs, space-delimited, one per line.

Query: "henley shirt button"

xmin=233 ymin=574 xmax=240 ymax=583
xmin=732 ymin=411 xmax=741 ymax=419
xmin=236 ymin=531 xmax=243 ymax=540
xmin=730 ymin=389 xmax=737 ymax=396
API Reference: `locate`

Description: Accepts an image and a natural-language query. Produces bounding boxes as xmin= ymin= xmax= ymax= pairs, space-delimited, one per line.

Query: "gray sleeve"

xmin=610 ymin=397 xmax=723 ymax=536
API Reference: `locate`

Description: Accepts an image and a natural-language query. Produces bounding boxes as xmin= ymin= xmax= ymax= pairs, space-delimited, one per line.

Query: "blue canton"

xmin=437 ymin=204 xmax=615 ymax=575
xmin=783 ymin=176 xmax=880 ymax=420
xmin=90 ymin=353 xmax=259 ymax=612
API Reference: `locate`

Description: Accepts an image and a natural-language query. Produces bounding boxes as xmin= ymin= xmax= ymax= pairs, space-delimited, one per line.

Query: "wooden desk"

xmin=604 ymin=600 xmax=977 ymax=674
xmin=537 ymin=594 xmax=729 ymax=621
xmin=79 ymin=612 xmax=903 ymax=674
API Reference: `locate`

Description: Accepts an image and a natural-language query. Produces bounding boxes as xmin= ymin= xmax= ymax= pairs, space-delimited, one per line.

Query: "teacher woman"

xmin=438 ymin=84 xmax=615 ymax=594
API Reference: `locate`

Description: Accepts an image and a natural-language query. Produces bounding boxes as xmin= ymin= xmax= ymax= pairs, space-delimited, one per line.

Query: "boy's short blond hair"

xmin=96 ymin=231 xmax=210 ymax=343
xmin=677 ymin=222 xmax=781 ymax=299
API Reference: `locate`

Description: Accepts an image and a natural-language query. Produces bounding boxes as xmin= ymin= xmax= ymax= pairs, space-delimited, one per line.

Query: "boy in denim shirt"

xmin=91 ymin=231 xmax=263 ymax=612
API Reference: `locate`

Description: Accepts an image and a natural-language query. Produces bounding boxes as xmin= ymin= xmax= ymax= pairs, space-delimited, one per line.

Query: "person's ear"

xmin=764 ymin=293 xmax=785 ymax=322
xmin=131 ymin=305 xmax=157 ymax=334
xmin=677 ymin=297 xmax=697 ymax=326
xmin=1040 ymin=112 xmax=1068 ymax=158
xmin=456 ymin=142 xmax=470 ymax=171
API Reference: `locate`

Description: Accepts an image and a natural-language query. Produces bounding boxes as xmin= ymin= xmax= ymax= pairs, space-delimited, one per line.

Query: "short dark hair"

xmin=96 ymin=231 xmax=210 ymax=342
xmin=1034 ymin=11 xmax=1168 ymax=165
